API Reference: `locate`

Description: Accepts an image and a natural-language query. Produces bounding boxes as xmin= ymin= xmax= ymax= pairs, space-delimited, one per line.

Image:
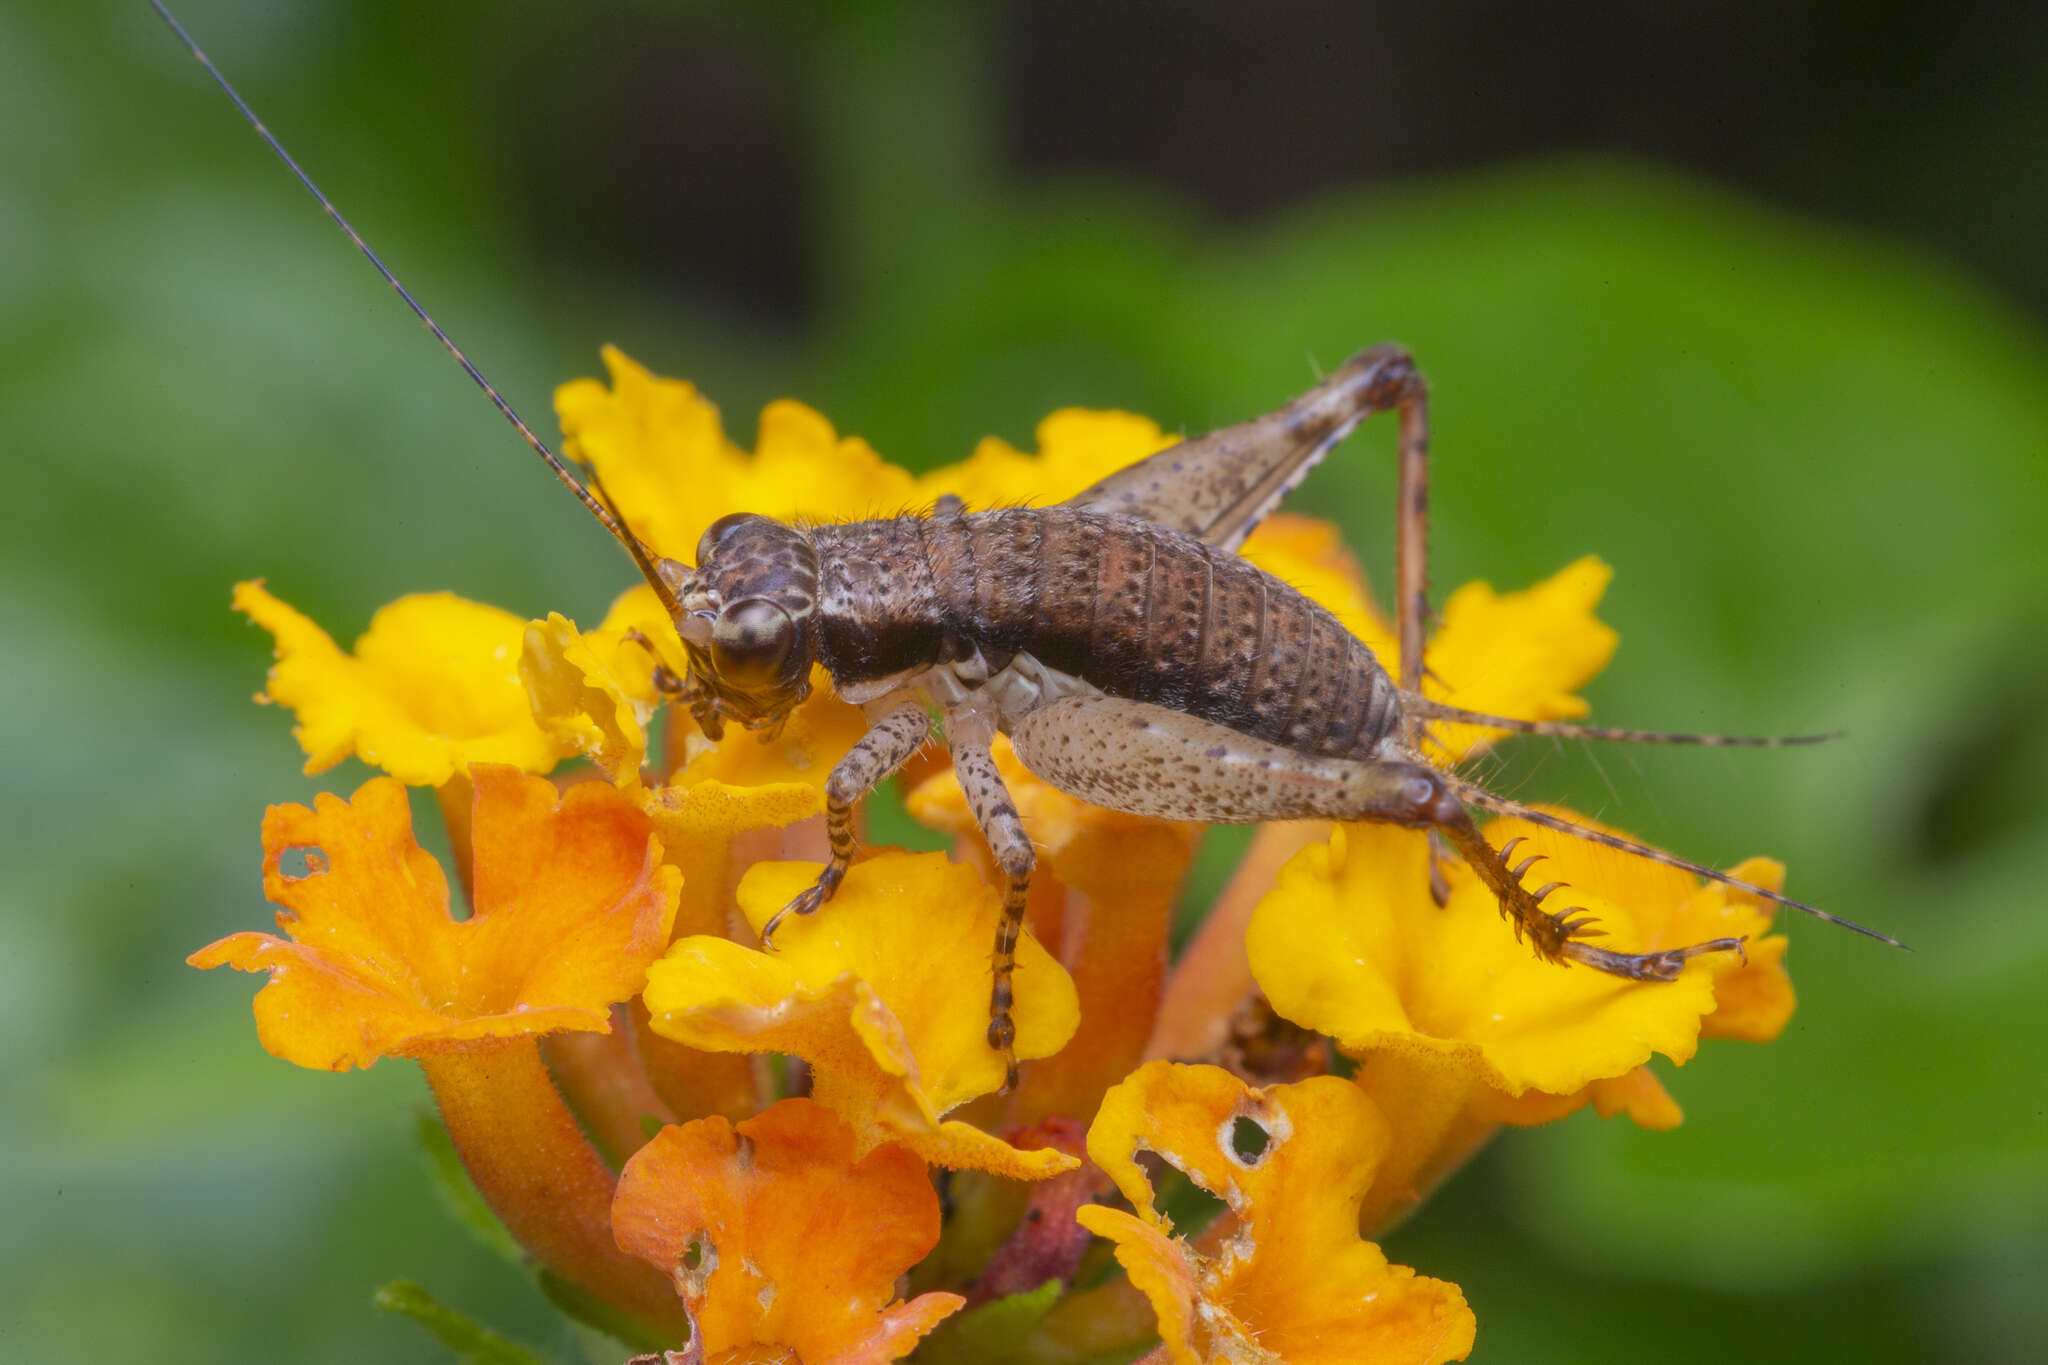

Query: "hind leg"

xmin=1008 ymin=695 xmax=1741 ymax=982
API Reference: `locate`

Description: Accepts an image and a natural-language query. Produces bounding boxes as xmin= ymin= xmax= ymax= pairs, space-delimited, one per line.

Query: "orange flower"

xmin=189 ymin=765 xmax=676 ymax=1067
xmin=1078 ymin=1061 xmax=1475 ymax=1365
xmin=190 ymin=764 xmax=690 ymax=1332
xmin=613 ymin=1099 xmax=963 ymax=1364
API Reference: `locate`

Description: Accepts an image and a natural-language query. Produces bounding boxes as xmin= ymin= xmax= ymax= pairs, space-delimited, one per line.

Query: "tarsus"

xmin=1440 ymin=772 xmax=1907 ymax=949
xmin=147 ymin=0 xmax=683 ymax=617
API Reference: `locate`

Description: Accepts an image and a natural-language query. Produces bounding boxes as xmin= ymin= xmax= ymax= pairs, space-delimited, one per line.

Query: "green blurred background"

xmin=7 ymin=2 xmax=2045 ymax=1361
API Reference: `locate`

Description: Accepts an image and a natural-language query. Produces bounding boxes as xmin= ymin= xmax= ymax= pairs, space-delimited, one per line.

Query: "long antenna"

xmin=149 ymin=0 xmax=684 ymax=618
xmin=1410 ymin=697 xmax=1841 ymax=747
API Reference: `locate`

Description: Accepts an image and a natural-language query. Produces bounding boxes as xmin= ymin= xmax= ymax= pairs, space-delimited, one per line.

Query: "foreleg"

xmin=944 ymin=702 xmax=1037 ymax=1093
xmin=1009 ymin=695 xmax=1741 ymax=982
xmin=761 ymin=700 xmax=932 ymax=945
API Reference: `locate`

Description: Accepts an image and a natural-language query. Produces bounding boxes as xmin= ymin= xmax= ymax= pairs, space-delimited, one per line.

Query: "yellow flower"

xmin=1413 ymin=559 xmax=1620 ymax=762
xmin=233 ymin=581 xmax=563 ymax=784
xmin=643 ymin=853 xmax=1081 ymax=1180
xmin=913 ymin=406 xmax=1178 ymax=507
xmin=1152 ymin=542 xmax=1625 ymax=1067
xmin=557 ymin=346 xmax=919 ymax=562
xmin=1247 ymin=811 xmax=1792 ymax=1228
xmin=1078 ymin=1061 xmax=1475 ymax=1365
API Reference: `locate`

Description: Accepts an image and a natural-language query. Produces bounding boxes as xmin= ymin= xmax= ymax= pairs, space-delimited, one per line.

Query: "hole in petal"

xmin=677 ymin=1231 xmax=718 ymax=1300
xmin=1142 ymin=1151 xmax=1227 ymax=1237
xmin=1227 ymin=1115 xmax=1271 ymax=1166
xmin=277 ymin=845 xmax=328 ymax=881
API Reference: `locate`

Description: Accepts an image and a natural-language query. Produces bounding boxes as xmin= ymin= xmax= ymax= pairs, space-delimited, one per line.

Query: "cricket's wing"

xmin=1059 ymin=344 xmax=1419 ymax=551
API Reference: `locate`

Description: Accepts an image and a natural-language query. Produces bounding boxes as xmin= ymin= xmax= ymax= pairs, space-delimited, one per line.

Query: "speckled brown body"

xmin=809 ymin=507 xmax=1402 ymax=761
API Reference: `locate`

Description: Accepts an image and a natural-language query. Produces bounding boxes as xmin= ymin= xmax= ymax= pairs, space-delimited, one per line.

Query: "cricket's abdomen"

xmin=811 ymin=507 xmax=1400 ymax=759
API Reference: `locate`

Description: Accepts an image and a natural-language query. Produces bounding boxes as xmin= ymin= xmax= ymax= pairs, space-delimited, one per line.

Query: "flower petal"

xmin=557 ymin=346 xmax=919 ymax=562
xmin=612 ymin=1098 xmax=963 ymax=1364
xmin=918 ymin=407 xmax=1177 ymax=508
xmin=1081 ymin=1062 xmax=1475 ymax=1365
xmin=521 ymin=610 xmax=655 ymax=785
xmin=190 ymin=766 xmax=678 ymax=1069
xmin=905 ymin=736 xmax=1199 ymax=1120
xmin=641 ymin=853 xmax=1081 ymax=1178
xmin=1249 ymin=818 xmax=1737 ymax=1099
xmin=235 ymin=582 xmax=564 ymax=785
xmin=1417 ymin=556 xmax=1620 ymax=762
xmin=1689 ymin=857 xmax=1796 ymax=1043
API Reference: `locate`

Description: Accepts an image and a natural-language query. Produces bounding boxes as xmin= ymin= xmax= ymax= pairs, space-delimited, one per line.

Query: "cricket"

xmin=156 ymin=2 xmax=1902 ymax=1090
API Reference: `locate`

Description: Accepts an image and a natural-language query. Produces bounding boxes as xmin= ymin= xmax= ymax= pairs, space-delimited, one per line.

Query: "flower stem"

xmin=1012 ymin=823 xmax=1195 ymax=1125
xmin=1351 ymin=1048 xmax=1500 ymax=1237
xmin=540 ymin=1010 xmax=677 ymax=1167
xmin=419 ymin=1041 xmax=693 ymax=1336
xmin=1149 ymin=821 xmax=1328 ymax=1063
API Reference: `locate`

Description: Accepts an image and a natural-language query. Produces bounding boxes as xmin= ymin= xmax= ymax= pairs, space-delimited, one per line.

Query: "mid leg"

xmin=761 ymin=700 xmax=931 ymax=946
xmin=1009 ymin=695 xmax=1741 ymax=983
xmin=945 ymin=703 xmax=1036 ymax=1093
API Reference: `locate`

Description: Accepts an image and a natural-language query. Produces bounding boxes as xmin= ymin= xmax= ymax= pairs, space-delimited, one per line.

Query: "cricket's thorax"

xmin=808 ymin=506 xmax=1402 ymax=759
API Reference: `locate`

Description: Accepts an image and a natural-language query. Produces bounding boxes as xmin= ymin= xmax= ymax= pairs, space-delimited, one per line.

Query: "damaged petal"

xmin=612 ymin=1099 xmax=963 ymax=1363
xmin=190 ymin=766 xmax=677 ymax=1069
xmin=1081 ymin=1062 xmax=1474 ymax=1365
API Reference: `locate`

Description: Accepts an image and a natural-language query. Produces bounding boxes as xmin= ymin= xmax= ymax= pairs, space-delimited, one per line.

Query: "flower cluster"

xmin=196 ymin=347 xmax=1797 ymax=1363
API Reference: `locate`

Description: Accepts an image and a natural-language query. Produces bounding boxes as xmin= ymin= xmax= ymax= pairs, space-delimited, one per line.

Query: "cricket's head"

xmin=656 ymin=513 xmax=821 ymax=739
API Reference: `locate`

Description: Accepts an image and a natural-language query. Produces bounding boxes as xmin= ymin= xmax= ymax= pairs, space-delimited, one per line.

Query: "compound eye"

xmin=710 ymin=598 xmax=795 ymax=686
xmin=696 ymin=513 xmax=763 ymax=566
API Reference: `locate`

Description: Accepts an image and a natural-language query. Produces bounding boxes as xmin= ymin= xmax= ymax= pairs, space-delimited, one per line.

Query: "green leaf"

xmin=373 ymin=1281 xmax=554 ymax=1365
xmin=535 ymin=1268 xmax=668 ymax=1355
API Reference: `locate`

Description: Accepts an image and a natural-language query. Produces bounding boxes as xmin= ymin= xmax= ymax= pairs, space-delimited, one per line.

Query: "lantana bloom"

xmin=1080 ymin=1061 xmax=1476 ymax=1365
xmin=195 ymin=347 xmax=1804 ymax=1363
xmin=190 ymin=765 xmax=692 ymax=1334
